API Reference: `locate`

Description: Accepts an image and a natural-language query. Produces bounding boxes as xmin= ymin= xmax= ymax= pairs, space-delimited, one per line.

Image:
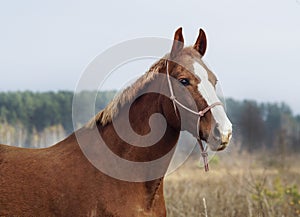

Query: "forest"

xmin=0 ymin=91 xmax=299 ymax=152
xmin=0 ymin=91 xmax=115 ymax=147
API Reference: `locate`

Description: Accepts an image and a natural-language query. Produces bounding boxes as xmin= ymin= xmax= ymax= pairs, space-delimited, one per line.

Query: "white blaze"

xmin=193 ymin=62 xmax=232 ymax=137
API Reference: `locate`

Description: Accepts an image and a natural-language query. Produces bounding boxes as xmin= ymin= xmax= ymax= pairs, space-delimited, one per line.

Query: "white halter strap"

xmin=165 ymin=60 xmax=223 ymax=171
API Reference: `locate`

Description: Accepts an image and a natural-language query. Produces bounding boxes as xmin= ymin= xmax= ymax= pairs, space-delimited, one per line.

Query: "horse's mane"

xmin=86 ymin=58 xmax=166 ymax=128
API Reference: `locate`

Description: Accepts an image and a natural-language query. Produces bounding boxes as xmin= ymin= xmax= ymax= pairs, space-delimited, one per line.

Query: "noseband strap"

xmin=166 ymin=60 xmax=223 ymax=172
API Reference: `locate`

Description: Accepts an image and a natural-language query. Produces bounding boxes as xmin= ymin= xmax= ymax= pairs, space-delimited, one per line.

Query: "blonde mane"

xmin=86 ymin=58 xmax=166 ymax=128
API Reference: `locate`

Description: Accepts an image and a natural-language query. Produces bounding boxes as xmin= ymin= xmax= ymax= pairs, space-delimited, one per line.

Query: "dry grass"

xmin=164 ymin=149 xmax=300 ymax=217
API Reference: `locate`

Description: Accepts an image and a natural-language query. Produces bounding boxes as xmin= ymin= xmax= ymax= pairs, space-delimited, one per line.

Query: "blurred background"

xmin=1 ymin=0 xmax=300 ymax=216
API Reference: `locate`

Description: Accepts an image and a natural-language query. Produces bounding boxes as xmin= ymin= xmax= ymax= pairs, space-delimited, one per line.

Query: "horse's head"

xmin=162 ymin=27 xmax=232 ymax=151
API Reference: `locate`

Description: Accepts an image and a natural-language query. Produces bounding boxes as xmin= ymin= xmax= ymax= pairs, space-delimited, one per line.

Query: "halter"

xmin=165 ymin=60 xmax=223 ymax=172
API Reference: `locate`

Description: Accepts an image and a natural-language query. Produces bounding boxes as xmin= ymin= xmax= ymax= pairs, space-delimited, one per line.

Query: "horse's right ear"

xmin=193 ymin=29 xmax=207 ymax=56
xmin=170 ymin=27 xmax=184 ymax=59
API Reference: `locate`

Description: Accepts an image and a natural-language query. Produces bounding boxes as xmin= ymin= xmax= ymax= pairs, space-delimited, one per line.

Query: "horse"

xmin=0 ymin=28 xmax=232 ymax=217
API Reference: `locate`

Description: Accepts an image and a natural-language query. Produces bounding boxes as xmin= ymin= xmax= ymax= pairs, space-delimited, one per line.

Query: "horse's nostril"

xmin=213 ymin=124 xmax=221 ymax=139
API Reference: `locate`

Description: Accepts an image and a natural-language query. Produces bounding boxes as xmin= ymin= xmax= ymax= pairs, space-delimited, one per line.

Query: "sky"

xmin=0 ymin=0 xmax=300 ymax=114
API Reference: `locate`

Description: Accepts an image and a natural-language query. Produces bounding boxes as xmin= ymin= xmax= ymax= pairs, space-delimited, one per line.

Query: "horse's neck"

xmin=98 ymin=90 xmax=180 ymax=208
xmin=100 ymin=91 xmax=179 ymax=163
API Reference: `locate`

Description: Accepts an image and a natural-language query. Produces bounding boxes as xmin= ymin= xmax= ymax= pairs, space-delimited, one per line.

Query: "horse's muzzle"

xmin=209 ymin=127 xmax=232 ymax=151
xmin=217 ymin=133 xmax=232 ymax=150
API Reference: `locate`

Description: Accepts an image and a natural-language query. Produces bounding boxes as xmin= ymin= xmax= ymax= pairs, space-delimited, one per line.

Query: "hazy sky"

xmin=0 ymin=0 xmax=300 ymax=113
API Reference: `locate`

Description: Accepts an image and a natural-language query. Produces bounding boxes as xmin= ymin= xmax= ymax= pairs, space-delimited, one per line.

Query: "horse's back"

xmin=0 ymin=143 xmax=41 ymax=172
xmin=0 ymin=143 xmax=51 ymax=172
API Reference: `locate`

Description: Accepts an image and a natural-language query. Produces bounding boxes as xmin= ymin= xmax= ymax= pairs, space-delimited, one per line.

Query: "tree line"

xmin=0 ymin=91 xmax=299 ymax=152
xmin=226 ymin=99 xmax=300 ymax=152
xmin=0 ymin=91 xmax=115 ymax=147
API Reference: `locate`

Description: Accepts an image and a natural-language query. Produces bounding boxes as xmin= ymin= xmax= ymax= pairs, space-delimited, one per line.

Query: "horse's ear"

xmin=170 ymin=27 xmax=184 ymax=59
xmin=193 ymin=29 xmax=207 ymax=56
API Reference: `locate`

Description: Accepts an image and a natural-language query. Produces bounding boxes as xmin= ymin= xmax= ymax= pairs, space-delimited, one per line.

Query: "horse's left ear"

xmin=193 ymin=29 xmax=207 ymax=56
xmin=170 ymin=27 xmax=184 ymax=59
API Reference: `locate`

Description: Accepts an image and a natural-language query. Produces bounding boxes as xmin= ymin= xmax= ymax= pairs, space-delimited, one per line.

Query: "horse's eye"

xmin=179 ymin=78 xmax=190 ymax=86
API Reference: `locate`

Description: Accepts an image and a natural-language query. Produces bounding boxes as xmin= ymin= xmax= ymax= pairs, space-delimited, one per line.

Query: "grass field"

xmin=164 ymin=148 xmax=300 ymax=217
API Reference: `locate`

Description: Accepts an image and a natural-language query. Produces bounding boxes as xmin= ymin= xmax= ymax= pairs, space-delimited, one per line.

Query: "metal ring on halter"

xmin=165 ymin=60 xmax=223 ymax=172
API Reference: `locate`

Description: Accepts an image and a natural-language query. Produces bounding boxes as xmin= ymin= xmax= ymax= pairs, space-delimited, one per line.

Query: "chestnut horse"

xmin=0 ymin=28 xmax=232 ymax=217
